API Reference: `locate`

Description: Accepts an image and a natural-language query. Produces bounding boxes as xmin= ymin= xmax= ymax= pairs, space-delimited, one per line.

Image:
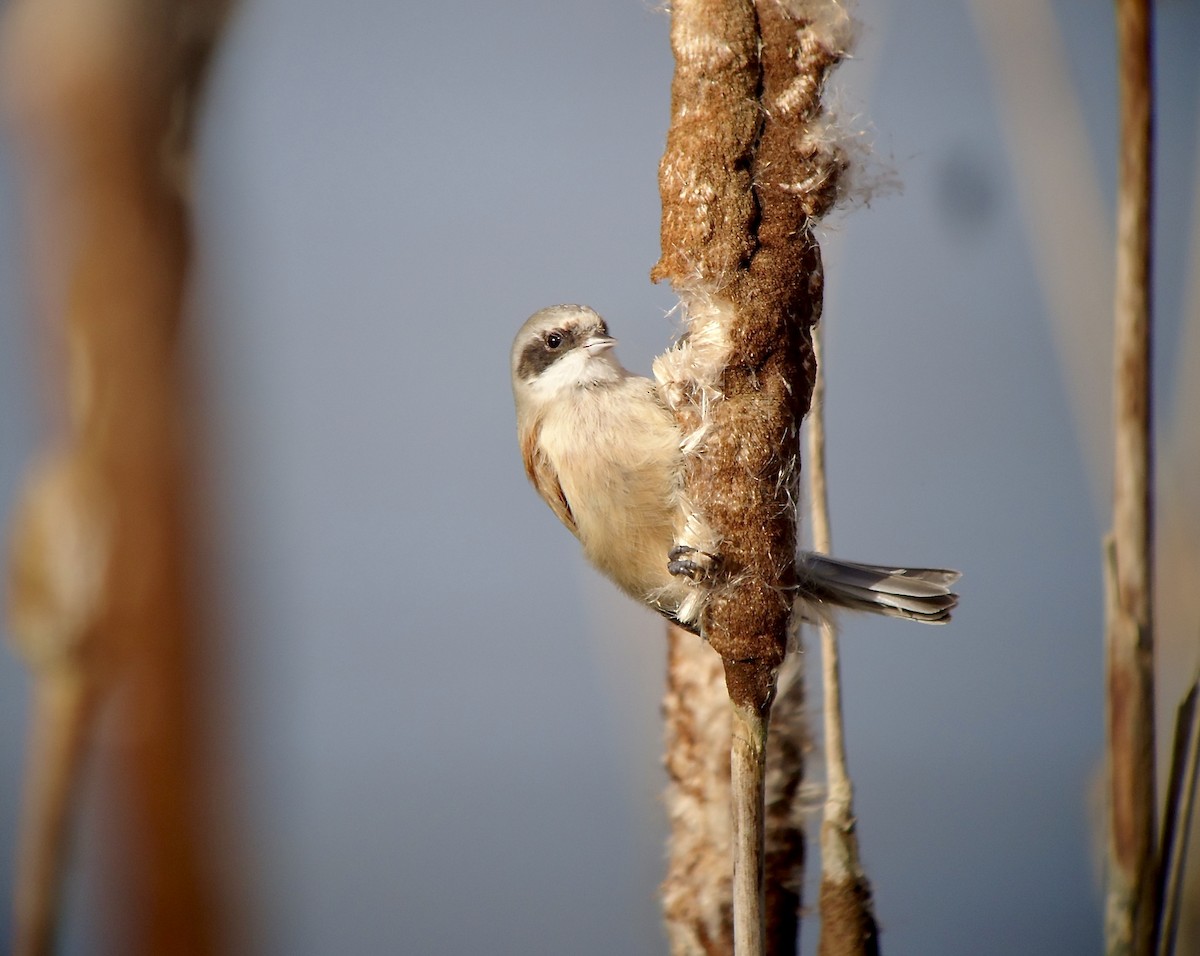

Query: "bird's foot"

xmin=668 ymin=544 xmax=720 ymax=582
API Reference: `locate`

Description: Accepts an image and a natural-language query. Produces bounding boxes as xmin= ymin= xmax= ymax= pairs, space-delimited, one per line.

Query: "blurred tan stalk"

xmin=1156 ymin=678 xmax=1199 ymax=956
xmin=1104 ymin=0 xmax=1157 ymax=953
xmin=972 ymin=0 xmax=1200 ymax=948
xmin=2 ymin=1 xmax=228 ymax=952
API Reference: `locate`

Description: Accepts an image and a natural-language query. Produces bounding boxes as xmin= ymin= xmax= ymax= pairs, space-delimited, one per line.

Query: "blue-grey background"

xmin=1 ymin=0 xmax=1198 ymax=953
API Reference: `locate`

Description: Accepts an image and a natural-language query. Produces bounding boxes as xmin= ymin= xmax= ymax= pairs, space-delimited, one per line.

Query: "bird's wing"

xmin=521 ymin=421 xmax=576 ymax=534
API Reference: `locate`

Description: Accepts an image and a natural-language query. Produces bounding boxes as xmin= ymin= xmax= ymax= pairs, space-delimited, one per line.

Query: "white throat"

xmin=529 ymin=347 xmax=626 ymax=397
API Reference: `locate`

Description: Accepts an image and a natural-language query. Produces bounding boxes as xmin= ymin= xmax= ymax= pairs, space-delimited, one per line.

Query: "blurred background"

xmin=0 ymin=0 xmax=1197 ymax=953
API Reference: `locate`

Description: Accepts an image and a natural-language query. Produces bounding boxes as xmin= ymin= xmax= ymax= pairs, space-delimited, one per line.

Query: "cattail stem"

xmin=731 ymin=700 xmax=770 ymax=956
xmin=654 ymin=1 xmax=849 ymax=952
xmin=653 ymin=3 xmax=783 ymax=951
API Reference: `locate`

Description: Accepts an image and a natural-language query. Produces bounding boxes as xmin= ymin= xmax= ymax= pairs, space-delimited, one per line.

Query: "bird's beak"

xmin=584 ymin=334 xmax=617 ymax=354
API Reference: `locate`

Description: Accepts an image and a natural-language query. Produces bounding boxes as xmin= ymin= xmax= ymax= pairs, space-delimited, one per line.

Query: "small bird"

xmin=511 ymin=304 xmax=959 ymax=635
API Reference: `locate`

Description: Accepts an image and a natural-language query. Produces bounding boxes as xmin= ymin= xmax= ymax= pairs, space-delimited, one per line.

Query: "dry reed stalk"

xmin=2 ymin=1 xmax=227 ymax=951
xmin=1156 ymin=677 xmax=1200 ymax=956
xmin=806 ymin=330 xmax=879 ymax=956
xmin=1104 ymin=0 xmax=1157 ymax=953
xmin=653 ymin=1 xmax=849 ymax=952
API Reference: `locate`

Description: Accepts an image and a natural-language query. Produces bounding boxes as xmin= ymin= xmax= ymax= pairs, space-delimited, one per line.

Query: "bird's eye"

xmin=546 ymin=331 xmax=564 ymax=349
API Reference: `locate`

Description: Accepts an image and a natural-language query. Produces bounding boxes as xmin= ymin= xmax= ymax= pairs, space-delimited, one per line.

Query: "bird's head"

xmin=510 ymin=305 xmax=624 ymax=420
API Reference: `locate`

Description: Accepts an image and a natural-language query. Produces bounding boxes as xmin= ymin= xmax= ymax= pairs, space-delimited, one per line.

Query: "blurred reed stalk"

xmin=763 ymin=645 xmax=810 ymax=954
xmin=806 ymin=329 xmax=879 ymax=956
xmin=1103 ymin=0 xmax=1157 ymax=952
xmin=1156 ymin=677 xmax=1200 ymax=956
xmin=653 ymin=1 xmax=849 ymax=952
xmin=663 ymin=627 xmax=737 ymax=954
xmin=2 ymin=1 xmax=228 ymax=952
xmin=662 ymin=629 xmax=811 ymax=956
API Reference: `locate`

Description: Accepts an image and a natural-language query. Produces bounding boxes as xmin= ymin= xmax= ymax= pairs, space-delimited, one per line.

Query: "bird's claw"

xmin=668 ymin=545 xmax=720 ymax=582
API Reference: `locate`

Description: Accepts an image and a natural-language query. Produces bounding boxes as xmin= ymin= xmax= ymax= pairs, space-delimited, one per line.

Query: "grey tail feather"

xmin=797 ymin=552 xmax=961 ymax=625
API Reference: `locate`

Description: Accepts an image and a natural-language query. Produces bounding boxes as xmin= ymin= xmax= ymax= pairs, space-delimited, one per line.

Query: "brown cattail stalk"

xmin=654 ymin=1 xmax=849 ymax=952
xmin=806 ymin=330 xmax=880 ymax=956
xmin=2 ymin=1 xmax=227 ymax=952
xmin=1104 ymin=0 xmax=1156 ymax=953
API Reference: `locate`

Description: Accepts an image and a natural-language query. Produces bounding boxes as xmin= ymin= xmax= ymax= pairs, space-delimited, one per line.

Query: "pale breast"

xmin=538 ymin=379 xmax=685 ymax=603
